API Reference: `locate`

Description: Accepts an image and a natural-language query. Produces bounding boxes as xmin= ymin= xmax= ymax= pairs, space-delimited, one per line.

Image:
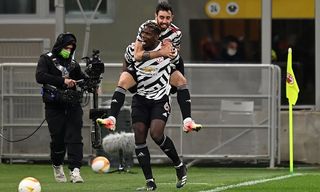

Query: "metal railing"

xmin=0 ymin=38 xmax=50 ymax=63
xmin=0 ymin=63 xmax=281 ymax=167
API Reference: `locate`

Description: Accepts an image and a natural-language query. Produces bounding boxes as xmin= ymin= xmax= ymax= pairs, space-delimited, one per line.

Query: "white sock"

xmin=183 ymin=117 xmax=192 ymax=124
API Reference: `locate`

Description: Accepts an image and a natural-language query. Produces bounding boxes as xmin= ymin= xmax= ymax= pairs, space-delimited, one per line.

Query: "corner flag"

xmin=286 ymin=48 xmax=299 ymax=173
xmin=286 ymin=48 xmax=299 ymax=105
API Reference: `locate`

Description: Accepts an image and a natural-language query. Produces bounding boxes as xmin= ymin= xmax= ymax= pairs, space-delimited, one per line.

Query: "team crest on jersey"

xmin=141 ymin=66 xmax=156 ymax=74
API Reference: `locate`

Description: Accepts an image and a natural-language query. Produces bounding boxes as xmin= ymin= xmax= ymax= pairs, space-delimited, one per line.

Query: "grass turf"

xmin=1 ymin=164 xmax=320 ymax=191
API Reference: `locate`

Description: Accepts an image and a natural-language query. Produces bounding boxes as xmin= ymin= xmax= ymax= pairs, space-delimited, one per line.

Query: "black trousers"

xmin=45 ymin=105 xmax=83 ymax=170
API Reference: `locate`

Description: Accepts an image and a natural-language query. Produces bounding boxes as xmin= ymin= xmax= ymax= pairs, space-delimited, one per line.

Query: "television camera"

xmin=77 ymin=49 xmax=104 ymax=93
xmin=78 ymin=49 xmax=105 ymax=149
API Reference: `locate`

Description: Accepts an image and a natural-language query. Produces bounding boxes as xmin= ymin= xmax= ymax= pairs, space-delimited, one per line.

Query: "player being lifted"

xmin=99 ymin=2 xmax=202 ymax=133
xmin=100 ymin=22 xmax=187 ymax=190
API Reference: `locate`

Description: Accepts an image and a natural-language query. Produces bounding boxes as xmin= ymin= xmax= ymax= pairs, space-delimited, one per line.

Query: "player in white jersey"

xmin=105 ymin=2 xmax=201 ymax=134
xmin=126 ymin=41 xmax=179 ymax=100
xmin=98 ymin=22 xmax=187 ymax=190
xmin=136 ymin=19 xmax=181 ymax=53
xmin=135 ymin=3 xmax=202 ymax=133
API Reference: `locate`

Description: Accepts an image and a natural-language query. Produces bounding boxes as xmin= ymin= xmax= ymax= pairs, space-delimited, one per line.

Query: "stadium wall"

xmin=280 ymin=111 xmax=320 ymax=164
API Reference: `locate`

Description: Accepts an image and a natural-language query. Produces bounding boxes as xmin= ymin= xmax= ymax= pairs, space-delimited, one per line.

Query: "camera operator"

xmin=35 ymin=33 xmax=87 ymax=183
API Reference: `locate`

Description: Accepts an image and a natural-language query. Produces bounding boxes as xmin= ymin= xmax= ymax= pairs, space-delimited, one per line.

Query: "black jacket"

xmin=36 ymin=33 xmax=86 ymax=90
xmin=35 ymin=33 xmax=87 ymax=107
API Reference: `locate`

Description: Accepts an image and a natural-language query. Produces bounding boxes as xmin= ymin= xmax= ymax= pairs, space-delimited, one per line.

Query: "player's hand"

xmin=162 ymin=40 xmax=178 ymax=59
xmin=170 ymin=47 xmax=178 ymax=58
xmin=160 ymin=42 xmax=173 ymax=58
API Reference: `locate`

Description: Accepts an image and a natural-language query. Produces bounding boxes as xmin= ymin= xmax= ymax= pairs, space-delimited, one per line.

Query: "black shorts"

xmin=125 ymin=64 xmax=138 ymax=93
xmin=131 ymin=94 xmax=171 ymax=126
xmin=170 ymin=57 xmax=185 ymax=94
xmin=175 ymin=56 xmax=185 ymax=75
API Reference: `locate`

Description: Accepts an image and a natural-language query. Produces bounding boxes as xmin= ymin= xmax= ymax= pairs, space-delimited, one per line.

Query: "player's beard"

xmin=157 ymin=19 xmax=170 ymax=31
xmin=158 ymin=23 xmax=169 ymax=31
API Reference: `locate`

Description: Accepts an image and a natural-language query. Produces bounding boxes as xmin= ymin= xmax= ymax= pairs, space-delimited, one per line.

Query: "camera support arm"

xmin=91 ymin=91 xmax=102 ymax=149
xmin=81 ymin=49 xmax=105 ymax=150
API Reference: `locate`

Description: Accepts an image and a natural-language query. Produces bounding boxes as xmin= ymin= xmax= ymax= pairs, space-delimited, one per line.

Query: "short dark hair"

xmin=144 ymin=22 xmax=161 ymax=35
xmin=156 ymin=1 xmax=173 ymax=15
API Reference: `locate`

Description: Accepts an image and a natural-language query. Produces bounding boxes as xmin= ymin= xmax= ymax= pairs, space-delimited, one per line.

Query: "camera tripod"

xmin=108 ymin=148 xmax=136 ymax=174
xmin=89 ymin=91 xmax=104 ymax=150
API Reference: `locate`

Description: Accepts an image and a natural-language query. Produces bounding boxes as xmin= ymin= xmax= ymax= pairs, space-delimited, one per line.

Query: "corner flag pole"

xmin=286 ymin=48 xmax=299 ymax=173
xmin=289 ymin=98 xmax=294 ymax=173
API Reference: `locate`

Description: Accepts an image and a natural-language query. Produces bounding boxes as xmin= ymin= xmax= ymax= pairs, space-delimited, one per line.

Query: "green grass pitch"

xmin=1 ymin=164 xmax=320 ymax=191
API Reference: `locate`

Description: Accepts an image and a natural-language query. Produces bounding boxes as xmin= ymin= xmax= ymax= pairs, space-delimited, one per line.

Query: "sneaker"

xmin=175 ymin=164 xmax=187 ymax=188
xmin=96 ymin=116 xmax=116 ymax=131
xmin=70 ymin=168 xmax=84 ymax=183
xmin=183 ymin=118 xmax=202 ymax=133
xmin=136 ymin=179 xmax=157 ymax=191
xmin=52 ymin=165 xmax=67 ymax=183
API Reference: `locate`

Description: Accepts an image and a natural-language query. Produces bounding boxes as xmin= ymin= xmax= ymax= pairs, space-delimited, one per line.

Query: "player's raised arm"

xmin=133 ymin=38 xmax=174 ymax=61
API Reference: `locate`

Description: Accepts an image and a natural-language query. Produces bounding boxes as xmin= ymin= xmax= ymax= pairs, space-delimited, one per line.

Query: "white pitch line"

xmin=159 ymin=182 xmax=212 ymax=186
xmin=199 ymin=173 xmax=303 ymax=192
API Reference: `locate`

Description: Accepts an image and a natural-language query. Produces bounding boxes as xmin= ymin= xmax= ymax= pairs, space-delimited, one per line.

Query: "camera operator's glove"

xmin=96 ymin=116 xmax=116 ymax=131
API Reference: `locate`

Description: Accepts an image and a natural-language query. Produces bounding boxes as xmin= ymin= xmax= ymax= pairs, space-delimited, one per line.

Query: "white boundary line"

xmin=159 ymin=182 xmax=212 ymax=186
xmin=199 ymin=173 xmax=303 ymax=192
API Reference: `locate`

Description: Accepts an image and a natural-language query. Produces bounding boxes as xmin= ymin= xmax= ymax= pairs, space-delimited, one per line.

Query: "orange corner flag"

xmin=286 ymin=48 xmax=299 ymax=105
